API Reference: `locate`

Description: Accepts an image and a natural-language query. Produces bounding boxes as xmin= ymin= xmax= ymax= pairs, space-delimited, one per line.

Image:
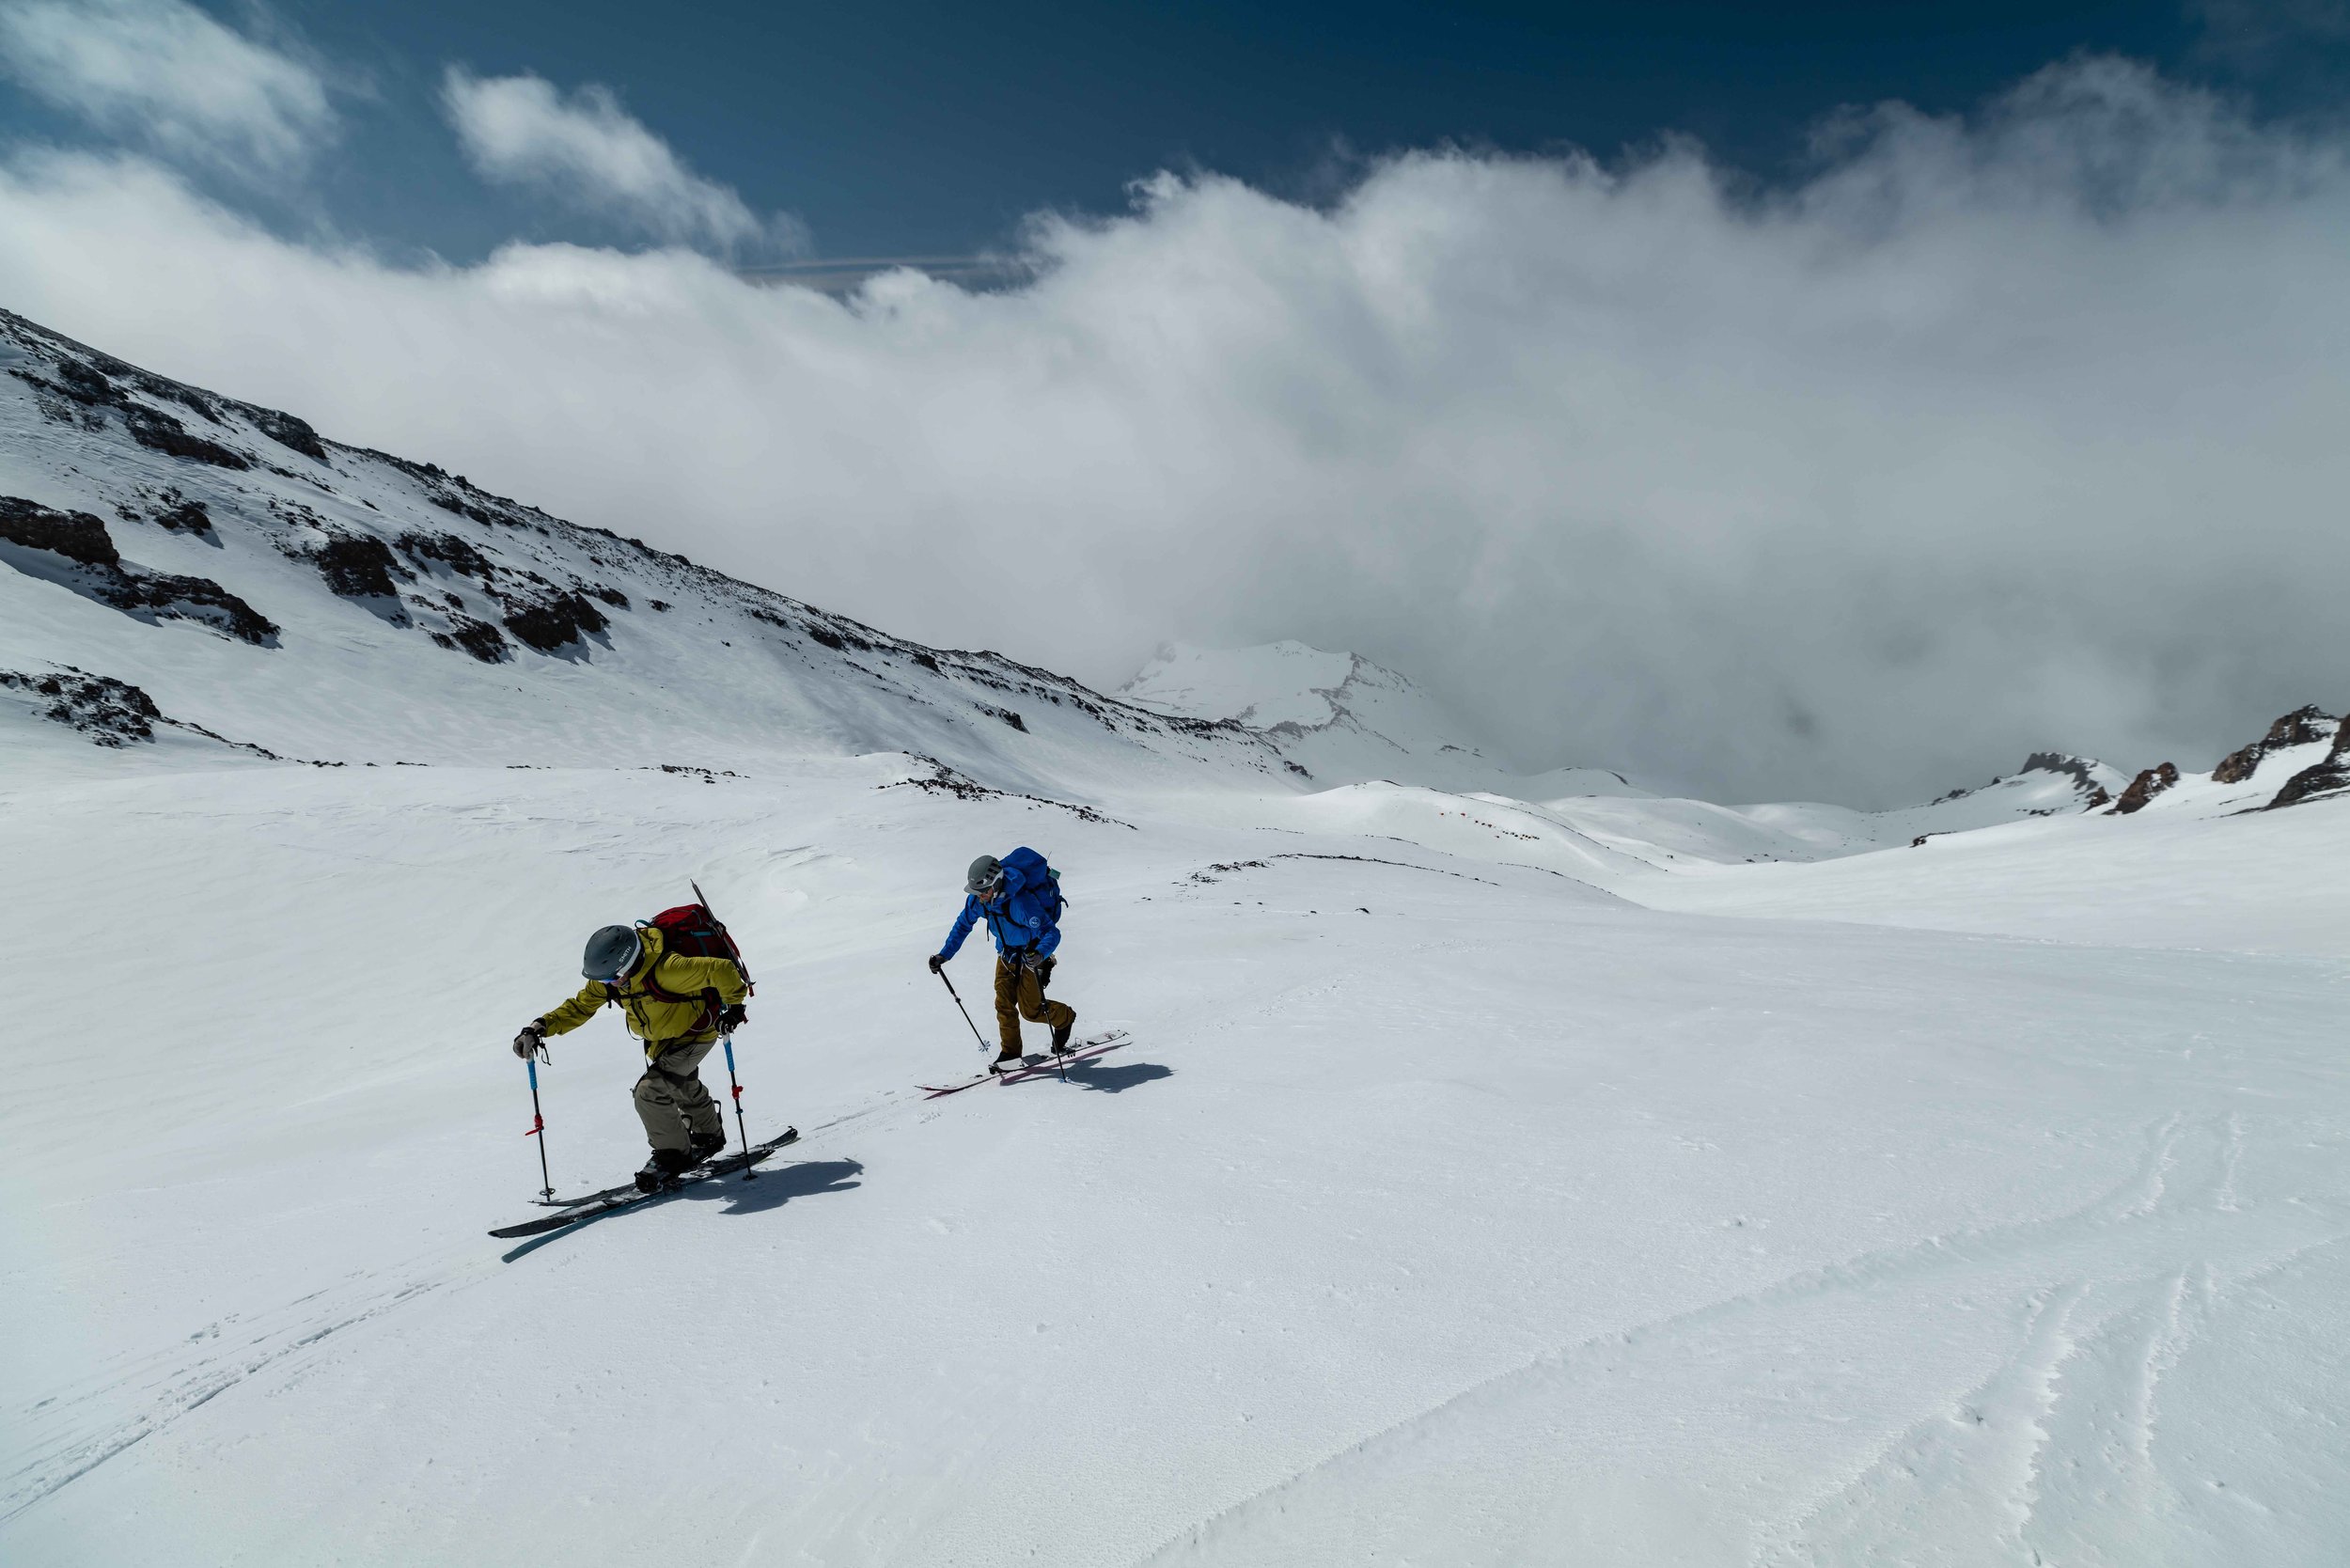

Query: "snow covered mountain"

xmin=0 ymin=309 xmax=1296 ymax=797
xmin=6 ymin=310 xmax=2349 ymax=1568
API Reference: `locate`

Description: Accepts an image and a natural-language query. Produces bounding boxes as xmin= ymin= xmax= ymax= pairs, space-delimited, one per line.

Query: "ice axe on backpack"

xmin=683 ymin=879 xmax=758 ymax=1180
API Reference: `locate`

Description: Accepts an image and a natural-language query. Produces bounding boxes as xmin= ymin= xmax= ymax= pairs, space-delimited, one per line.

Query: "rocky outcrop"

xmin=430 ymin=615 xmax=509 ymax=664
xmin=396 ymin=530 xmax=493 ymax=580
xmin=0 ymin=496 xmax=277 ymax=645
xmin=500 ymin=589 xmax=608 ymax=653
xmin=2266 ymin=716 xmax=2350 ymax=811
xmin=312 ymin=533 xmax=406 ymax=600
xmin=250 ymin=410 xmax=327 ymax=463
xmin=153 ymin=495 xmax=214 ymax=534
xmin=0 ymin=495 xmax=118 ymax=566
xmin=2213 ymin=704 xmax=2339 ymax=784
xmin=2020 ymin=752 xmax=2104 ymax=792
xmin=2106 ymin=761 xmax=2179 ymax=815
xmin=0 ymin=666 xmax=164 ymax=745
xmin=123 ymin=404 xmax=250 ymax=469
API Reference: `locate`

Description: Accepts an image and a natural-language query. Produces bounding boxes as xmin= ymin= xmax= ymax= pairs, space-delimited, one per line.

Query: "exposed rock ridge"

xmin=2266 ymin=714 xmax=2350 ymax=810
xmin=2213 ymin=704 xmax=2339 ymax=784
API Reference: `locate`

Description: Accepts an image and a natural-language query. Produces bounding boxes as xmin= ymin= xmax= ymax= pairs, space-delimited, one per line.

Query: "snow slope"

xmin=5 ymin=312 xmax=2347 ymax=1567
xmin=4 ymin=756 xmax=2344 ymax=1567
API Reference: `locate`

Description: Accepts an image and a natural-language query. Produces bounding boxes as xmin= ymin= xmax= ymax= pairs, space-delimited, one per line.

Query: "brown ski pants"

xmin=994 ymin=954 xmax=1074 ymax=1053
xmin=634 ymin=1038 xmax=725 ymax=1152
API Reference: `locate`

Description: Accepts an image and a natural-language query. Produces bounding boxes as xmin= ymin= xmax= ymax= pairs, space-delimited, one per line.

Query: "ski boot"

xmin=988 ymin=1044 xmax=1025 ymax=1076
xmin=634 ymin=1147 xmax=698 ymax=1194
xmin=1049 ymin=1017 xmax=1078 ymax=1056
xmin=688 ymin=1131 xmax=728 ymax=1167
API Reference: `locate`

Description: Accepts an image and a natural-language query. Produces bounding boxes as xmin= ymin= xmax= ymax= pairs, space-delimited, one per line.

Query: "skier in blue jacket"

xmin=929 ymin=848 xmax=1077 ymax=1069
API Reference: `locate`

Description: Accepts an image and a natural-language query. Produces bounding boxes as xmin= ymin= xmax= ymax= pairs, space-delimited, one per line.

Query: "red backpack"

xmin=626 ymin=902 xmax=753 ymax=1029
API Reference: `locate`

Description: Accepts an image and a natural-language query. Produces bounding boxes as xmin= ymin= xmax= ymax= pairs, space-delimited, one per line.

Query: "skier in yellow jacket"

xmin=514 ymin=923 xmax=748 ymax=1192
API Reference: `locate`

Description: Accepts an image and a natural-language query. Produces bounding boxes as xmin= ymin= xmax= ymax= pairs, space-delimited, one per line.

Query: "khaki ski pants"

xmin=994 ymin=954 xmax=1073 ymax=1053
xmin=634 ymin=1038 xmax=725 ymax=1152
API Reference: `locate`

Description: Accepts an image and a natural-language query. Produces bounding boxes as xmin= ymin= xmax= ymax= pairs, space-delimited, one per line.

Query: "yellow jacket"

xmin=538 ymin=926 xmax=748 ymax=1058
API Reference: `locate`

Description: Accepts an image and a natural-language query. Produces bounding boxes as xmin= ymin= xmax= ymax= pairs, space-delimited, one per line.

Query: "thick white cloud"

xmin=1 ymin=58 xmax=2344 ymax=804
xmin=442 ymin=68 xmax=789 ymax=253
xmin=0 ymin=0 xmax=332 ymax=178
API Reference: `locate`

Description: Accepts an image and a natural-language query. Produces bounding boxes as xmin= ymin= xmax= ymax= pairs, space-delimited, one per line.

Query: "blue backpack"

xmin=1000 ymin=846 xmax=1064 ymax=920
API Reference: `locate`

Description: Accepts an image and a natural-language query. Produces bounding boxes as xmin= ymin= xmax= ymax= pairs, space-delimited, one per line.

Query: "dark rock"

xmin=501 ymin=590 xmax=608 ymax=652
xmin=250 ymin=409 xmax=327 ymax=462
xmin=2082 ymin=785 xmax=2111 ymax=809
xmin=0 ymin=495 xmax=120 ymax=567
xmin=2213 ymin=704 xmax=2339 ymax=783
xmin=2106 ymin=762 xmax=2179 ymax=815
xmin=154 ymin=496 xmax=213 ymax=534
xmin=430 ymin=615 xmax=510 ymax=664
xmin=123 ymin=405 xmax=251 ymax=469
xmin=975 ymin=703 xmax=1026 ymax=732
xmin=112 ymin=572 xmax=279 ymax=645
xmin=0 ymin=496 xmax=274 ymax=644
xmin=590 ymin=585 xmax=630 ymax=609
xmin=649 ymin=599 xmax=670 ymax=612
xmin=0 ymin=666 xmax=161 ymax=745
xmin=2266 ymin=715 xmax=2350 ymax=810
xmin=2020 ymin=752 xmax=2104 ymax=792
xmin=394 ymin=529 xmax=492 ymax=579
xmin=53 ymin=359 xmax=118 ymax=406
xmin=313 ymin=534 xmax=405 ymax=599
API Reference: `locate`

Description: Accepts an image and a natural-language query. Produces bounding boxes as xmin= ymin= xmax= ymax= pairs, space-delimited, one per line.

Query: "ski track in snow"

xmin=2 ymin=1262 xmax=469 ymax=1523
xmin=1139 ymin=1112 xmax=2349 ymax=1567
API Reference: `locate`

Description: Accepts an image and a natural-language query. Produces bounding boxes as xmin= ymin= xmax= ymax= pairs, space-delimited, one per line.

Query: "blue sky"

xmin=3 ymin=1 xmax=2329 ymax=270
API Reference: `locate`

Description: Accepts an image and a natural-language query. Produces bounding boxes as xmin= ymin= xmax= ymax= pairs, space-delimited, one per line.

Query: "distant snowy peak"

xmin=1120 ymin=640 xmax=1505 ymax=787
xmin=1922 ymin=751 xmax=2125 ymax=816
xmin=1122 ymin=640 xmax=1360 ymax=729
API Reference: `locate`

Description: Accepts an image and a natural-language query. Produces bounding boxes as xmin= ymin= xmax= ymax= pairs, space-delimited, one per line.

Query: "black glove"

xmin=513 ymin=1022 xmax=547 ymax=1060
xmin=1020 ymin=949 xmax=1051 ymax=975
xmin=718 ymin=1002 xmax=747 ymax=1033
xmin=927 ymin=953 xmax=946 ymax=974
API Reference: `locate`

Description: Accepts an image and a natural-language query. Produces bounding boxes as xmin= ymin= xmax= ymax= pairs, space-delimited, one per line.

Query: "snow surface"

xmin=5 ymin=315 xmax=2347 ymax=1566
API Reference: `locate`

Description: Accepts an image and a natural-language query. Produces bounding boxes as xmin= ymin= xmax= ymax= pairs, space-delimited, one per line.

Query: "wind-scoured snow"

xmin=3 ymin=314 xmax=2345 ymax=1567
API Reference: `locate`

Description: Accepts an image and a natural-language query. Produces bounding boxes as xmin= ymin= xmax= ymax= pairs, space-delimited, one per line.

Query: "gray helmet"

xmin=965 ymin=855 xmax=1004 ymax=897
xmin=583 ymin=924 xmax=642 ymax=981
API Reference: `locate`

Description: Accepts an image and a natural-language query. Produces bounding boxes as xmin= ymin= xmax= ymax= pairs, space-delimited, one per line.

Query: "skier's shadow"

xmin=500 ymin=1158 xmax=863 ymax=1262
xmin=696 ymin=1157 xmax=862 ymax=1215
xmin=1064 ymin=1060 xmax=1172 ymax=1094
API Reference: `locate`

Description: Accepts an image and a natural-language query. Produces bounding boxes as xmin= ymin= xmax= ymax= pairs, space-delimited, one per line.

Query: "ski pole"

xmin=936 ymin=966 xmax=991 ymax=1055
xmin=721 ymin=1035 xmax=757 ymax=1182
xmin=524 ymin=1051 xmax=554 ymax=1202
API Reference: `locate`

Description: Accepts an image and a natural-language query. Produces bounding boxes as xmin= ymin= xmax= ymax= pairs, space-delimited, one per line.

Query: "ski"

xmin=491 ymin=1126 xmax=799 ymax=1238
xmin=918 ymin=1031 xmax=1129 ymax=1098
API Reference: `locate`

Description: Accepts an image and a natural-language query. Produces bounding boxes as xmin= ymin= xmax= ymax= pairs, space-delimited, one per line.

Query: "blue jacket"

xmin=937 ymin=856 xmax=1062 ymax=960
